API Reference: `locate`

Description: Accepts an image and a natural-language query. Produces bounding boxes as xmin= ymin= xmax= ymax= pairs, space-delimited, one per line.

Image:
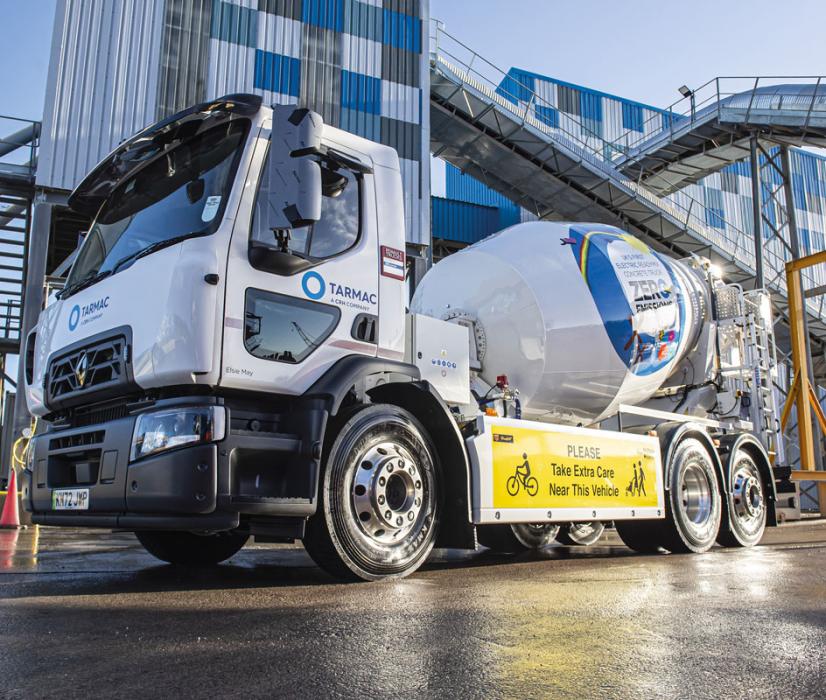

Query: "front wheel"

xmin=135 ymin=530 xmax=249 ymax=566
xmin=303 ymin=404 xmax=440 ymax=581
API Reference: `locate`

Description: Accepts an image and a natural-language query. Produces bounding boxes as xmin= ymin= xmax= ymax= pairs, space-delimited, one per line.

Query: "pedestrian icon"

xmin=626 ymin=462 xmax=647 ymax=497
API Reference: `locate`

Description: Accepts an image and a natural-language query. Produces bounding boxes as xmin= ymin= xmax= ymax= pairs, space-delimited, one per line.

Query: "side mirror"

xmin=268 ymin=106 xmax=323 ymax=229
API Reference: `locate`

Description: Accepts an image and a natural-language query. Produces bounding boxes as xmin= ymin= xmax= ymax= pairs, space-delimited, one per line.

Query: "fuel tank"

xmin=411 ymin=222 xmax=710 ymax=424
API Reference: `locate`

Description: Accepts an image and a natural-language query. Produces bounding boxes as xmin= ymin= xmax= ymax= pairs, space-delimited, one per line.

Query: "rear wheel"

xmin=136 ymin=530 xmax=249 ymax=566
xmin=303 ymin=404 xmax=439 ymax=581
xmin=718 ymin=451 xmax=767 ymax=548
xmin=557 ymin=521 xmax=605 ymax=546
xmin=661 ymin=437 xmax=722 ymax=553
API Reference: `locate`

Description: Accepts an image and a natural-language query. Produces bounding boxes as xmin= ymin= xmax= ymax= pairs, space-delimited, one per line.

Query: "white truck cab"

xmin=22 ymin=96 xmax=781 ymax=580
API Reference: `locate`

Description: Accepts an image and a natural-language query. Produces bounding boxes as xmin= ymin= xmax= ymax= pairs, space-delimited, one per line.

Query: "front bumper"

xmin=24 ymin=396 xmax=326 ymax=531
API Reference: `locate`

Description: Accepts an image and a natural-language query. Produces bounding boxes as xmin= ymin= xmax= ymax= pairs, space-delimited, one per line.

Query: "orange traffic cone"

xmin=0 ymin=468 xmax=20 ymax=529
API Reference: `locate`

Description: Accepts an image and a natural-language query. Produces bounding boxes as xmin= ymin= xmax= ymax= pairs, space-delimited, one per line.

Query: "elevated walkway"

xmin=428 ymin=27 xmax=826 ymax=374
xmin=614 ymin=78 xmax=826 ymax=195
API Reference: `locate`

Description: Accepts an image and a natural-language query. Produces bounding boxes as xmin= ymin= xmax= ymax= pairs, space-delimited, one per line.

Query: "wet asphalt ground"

xmin=0 ymin=523 xmax=825 ymax=699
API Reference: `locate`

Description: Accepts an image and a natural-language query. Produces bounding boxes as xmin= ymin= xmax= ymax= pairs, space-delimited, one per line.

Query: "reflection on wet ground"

xmin=1 ymin=523 xmax=825 ymax=698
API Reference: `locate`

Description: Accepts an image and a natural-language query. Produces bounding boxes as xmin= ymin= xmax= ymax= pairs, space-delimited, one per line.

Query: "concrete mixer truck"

xmin=21 ymin=97 xmax=784 ymax=580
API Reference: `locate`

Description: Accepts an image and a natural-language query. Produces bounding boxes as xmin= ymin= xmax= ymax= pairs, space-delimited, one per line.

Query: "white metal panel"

xmin=381 ymin=79 xmax=420 ymax=124
xmin=406 ymin=314 xmax=470 ymax=404
xmin=258 ymin=11 xmax=303 ymax=59
xmin=341 ymin=33 xmax=382 ymax=79
xmin=37 ymin=0 xmax=165 ymax=192
xmin=206 ymin=38 xmax=256 ymax=101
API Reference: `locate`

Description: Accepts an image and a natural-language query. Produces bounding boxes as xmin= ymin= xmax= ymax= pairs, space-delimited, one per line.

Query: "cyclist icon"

xmin=507 ymin=453 xmax=539 ymax=497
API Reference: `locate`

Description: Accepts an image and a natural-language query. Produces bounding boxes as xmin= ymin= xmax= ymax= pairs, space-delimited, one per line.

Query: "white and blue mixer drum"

xmin=412 ymin=222 xmax=710 ymax=424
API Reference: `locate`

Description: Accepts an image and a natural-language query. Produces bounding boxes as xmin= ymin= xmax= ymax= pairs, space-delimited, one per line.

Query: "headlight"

xmin=131 ymin=406 xmax=225 ymax=462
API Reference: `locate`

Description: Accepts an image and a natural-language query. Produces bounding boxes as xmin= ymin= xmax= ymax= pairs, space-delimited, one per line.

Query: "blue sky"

xmin=1 ymin=0 xmax=825 ymax=122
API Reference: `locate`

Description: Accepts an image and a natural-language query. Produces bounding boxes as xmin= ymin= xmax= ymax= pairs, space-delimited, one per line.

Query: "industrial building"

xmin=1 ymin=0 xmax=826 ymax=513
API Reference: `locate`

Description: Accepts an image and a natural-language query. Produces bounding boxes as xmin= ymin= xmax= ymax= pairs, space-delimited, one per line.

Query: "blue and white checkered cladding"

xmin=207 ymin=0 xmax=428 ymax=245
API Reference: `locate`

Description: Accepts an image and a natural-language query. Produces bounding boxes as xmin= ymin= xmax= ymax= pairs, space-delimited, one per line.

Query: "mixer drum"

xmin=411 ymin=222 xmax=708 ymax=424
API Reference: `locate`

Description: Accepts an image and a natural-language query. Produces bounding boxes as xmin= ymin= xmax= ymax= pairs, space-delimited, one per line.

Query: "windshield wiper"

xmin=57 ymin=269 xmax=113 ymax=299
xmin=110 ymin=232 xmax=204 ymax=275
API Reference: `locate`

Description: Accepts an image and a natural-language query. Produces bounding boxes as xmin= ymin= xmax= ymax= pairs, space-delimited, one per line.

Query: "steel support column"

xmin=10 ymin=198 xmax=53 ymax=470
xmin=749 ymin=135 xmax=764 ymax=288
xmin=781 ymin=145 xmax=825 ymax=487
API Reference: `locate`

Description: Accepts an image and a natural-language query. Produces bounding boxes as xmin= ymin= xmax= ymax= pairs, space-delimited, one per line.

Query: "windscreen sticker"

xmin=201 ymin=195 xmax=222 ymax=222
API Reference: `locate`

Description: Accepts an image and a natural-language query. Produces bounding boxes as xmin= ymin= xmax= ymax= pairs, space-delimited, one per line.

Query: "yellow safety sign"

xmin=491 ymin=425 xmax=659 ymax=509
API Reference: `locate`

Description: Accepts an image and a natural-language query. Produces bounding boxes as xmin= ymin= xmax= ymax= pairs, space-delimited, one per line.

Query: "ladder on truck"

xmin=743 ymin=290 xmax=784 ymax=465
xmin=715 ymin=285 xmax=784 ymax=463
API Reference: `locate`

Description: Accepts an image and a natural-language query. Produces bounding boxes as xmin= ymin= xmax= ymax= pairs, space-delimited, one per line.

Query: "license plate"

xmin=52 ymin=488 xmax=90 ymax=510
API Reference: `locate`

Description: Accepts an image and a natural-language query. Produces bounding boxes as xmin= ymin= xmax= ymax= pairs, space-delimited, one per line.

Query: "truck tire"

xmin=717 ymin=451 xmax=767 ymax=548
xmin=477 ymin=523 xmax=560 ymax=552
xmin=661 ymin=437 xmax=722 ymax=553
xmin=303 ymin=404 xmax=439 ymax=581
xmin=557 ymin=521 xmax=605 ymax=546
xmin=135 ymin=530 xmax=249 ymax=566
xmin=615 ymin=520 xmax=664 ymax=553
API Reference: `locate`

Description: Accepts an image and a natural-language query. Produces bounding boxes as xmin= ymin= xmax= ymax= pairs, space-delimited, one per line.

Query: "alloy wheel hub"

xmin=352 ymin=442 xmax=424 ymax=544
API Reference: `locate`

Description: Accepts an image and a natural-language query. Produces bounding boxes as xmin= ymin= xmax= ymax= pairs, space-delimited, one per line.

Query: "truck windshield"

xmin=64 ymin=119 xmax=248 ymax=295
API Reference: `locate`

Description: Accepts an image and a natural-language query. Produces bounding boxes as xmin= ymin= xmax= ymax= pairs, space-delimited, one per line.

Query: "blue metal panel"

xmin=341 ymin=69 xmax=382 ymax=114
xmin=431 ymin=197 xmax=501 ymax=244
xmin=302 ymin=0 xmax=344 ymax=32
xmin=382 ymin=8 xmax=421 ymax=53
xmin=444 ymin=163 xmax=516 ymax=209
xmin=535 ymin=105 xmax=559 ymax=129
xmin=253 ymin=49 xmax=302 ymax=96
xmin=496 ymin=68 xmax=535 ymax=105
xmin=211 ymin=0 xmax=258 ymax=47
xmin=622 ymin=102 xmax=643 ymax=132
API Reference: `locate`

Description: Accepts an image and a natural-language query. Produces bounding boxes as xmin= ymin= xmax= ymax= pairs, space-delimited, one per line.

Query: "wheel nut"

xmin=396 ymin=516 xmax=403 ymax=526
xmin=409 ymin=466 xmax=416 ymax=475
xmin=415 ymin=480 xmax=421 ymax=489
xmin=407 ymin=512 xmax=414 ymax=521
xmin=399 ymin=459 xmax=405 ymax=468
xmin=415 ymin=497 xmax=421 ymax=506
xmin=387 ymin=464 xmax=394 ymax=473
xmin=385 ymin=510 xmax=392 ymax=520
xmin=378 ymin=495 xmax=385 ymax=505
xmin=379 ymin=477 xmax=386 ymax=486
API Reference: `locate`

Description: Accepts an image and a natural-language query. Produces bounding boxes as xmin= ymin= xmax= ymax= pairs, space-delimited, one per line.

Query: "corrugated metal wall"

xmin=37 ymin=0 xmax=430 ymax=245
xmin=37 ymin=0 xmax=166 ymax=191
xmin=204 ymin=0 xmax=431 ymax=244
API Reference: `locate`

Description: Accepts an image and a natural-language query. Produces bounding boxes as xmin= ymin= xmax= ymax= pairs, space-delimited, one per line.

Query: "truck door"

xmin=221 ymin=126 xmax=380 ymax=396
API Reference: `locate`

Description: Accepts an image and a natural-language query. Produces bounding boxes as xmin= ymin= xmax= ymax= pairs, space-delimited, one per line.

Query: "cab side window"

xmin=251 ymin=149 xmax=361 ymax=261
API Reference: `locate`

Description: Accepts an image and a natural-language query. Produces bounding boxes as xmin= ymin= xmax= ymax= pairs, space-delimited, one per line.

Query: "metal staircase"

xmin=0 ymin=115 xmax=38 ymax=355
xmin=428 ymin=26 xmax=826 ymax=357
xmin=612 ymin=77 xmax=826 ymax=195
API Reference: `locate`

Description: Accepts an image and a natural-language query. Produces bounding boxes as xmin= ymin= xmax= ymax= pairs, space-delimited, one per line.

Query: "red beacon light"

xmin=496 ymin=374 xmax=508 ymax=389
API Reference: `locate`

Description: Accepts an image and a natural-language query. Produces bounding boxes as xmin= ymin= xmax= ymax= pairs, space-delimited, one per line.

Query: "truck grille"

xmin=47 ymin=336 xmax=129 ymax=407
